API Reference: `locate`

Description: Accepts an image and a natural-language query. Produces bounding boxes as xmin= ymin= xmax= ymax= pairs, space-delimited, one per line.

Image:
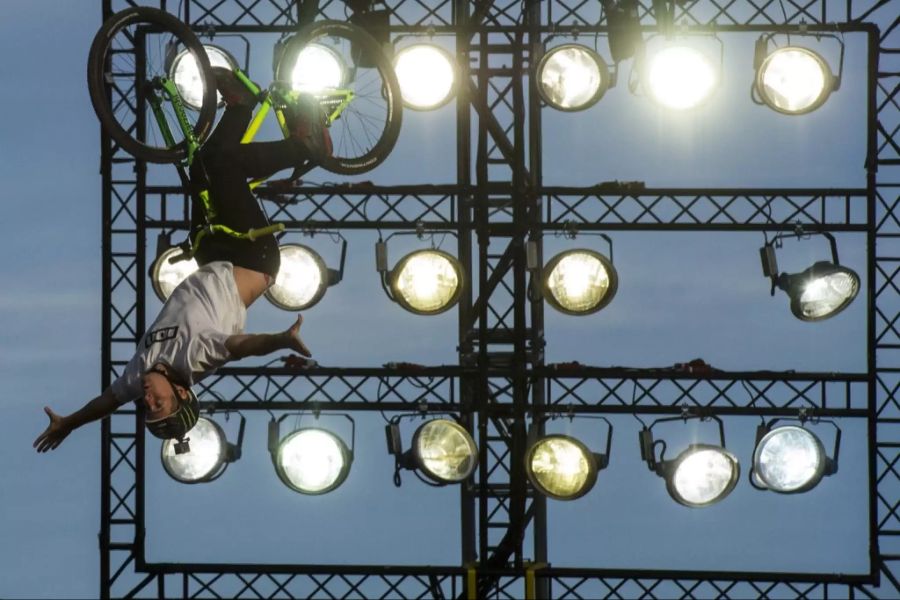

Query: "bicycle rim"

xmin=87 ymin=7 xmax=216 ymax=163
xmin=275 ymin=21 xmax=402 ymax=175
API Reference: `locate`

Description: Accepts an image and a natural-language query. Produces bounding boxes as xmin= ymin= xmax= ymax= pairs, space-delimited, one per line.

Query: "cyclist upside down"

xmin=34 ymin=68 xmax=333 ymax=452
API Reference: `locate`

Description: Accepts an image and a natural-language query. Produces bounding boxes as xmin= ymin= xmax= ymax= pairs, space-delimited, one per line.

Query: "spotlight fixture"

xmin=150 ymin=232 xmax=199 ymax=302
xmin=604 ymin=0 xmax=643 ymax=63
xmin=393 ymin=43 xmax=457 ymax=111
xmin=279 ymin=41 xmax=347 ymax=94
xmin=536 ymin=44 xmax=611 ymax=111
xmin=161 ymin=414 xmax=244 ymax=484
xmin=376 ymin=228 xmax=464 ymax=315
xmin=386 ymin=414 xmax=478 ymax=486
xmin=750 ymin=416 xmax=840 ymax=494
xmin=641 ymin=37 xmax=721 ymax=110
xmin=269 ymin=413 xmax=355 ymax=495
xmin=752 ymin=34 xmax=843 ymax=115
xmin=640 ymin=413 xmax=739 ymax=507
xmin=524 ymin=416 xmax=612 ymax=501
xmin=760 ymin=228 xmax=860 ymax=321
xmin=167 ymin=44 xmax=239 ymax=110
xmin=528 ymin=230 xmax=619 ymax=315
xmin=265 ymin=235 xmax=346 ymax=311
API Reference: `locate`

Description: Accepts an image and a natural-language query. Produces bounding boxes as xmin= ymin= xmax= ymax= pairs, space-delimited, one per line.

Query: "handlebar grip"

xmin=247 ymin=223 xmax=285 ymax=241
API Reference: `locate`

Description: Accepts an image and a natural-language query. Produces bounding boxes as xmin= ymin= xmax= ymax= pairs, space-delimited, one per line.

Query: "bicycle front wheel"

xmin=275 ymin=21 xmax=403 ymax=175
xmin=87 ymin=7 xmax=216 ymax=163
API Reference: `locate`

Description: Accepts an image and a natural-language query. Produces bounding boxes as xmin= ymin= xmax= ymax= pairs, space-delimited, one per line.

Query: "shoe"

xmin=211 ymin=66 xmax=258 ymax=107
xmin=283 ymin=93 xmax=333 ymax=163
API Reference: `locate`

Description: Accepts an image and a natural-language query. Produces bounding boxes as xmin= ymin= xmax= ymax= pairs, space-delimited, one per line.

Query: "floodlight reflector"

xmin=170 ymin=45 xmax=237 ymax=110
xmin=161 ymin=417 xmax=227 ymax=483
xmin=543 ymin=249 xmax=618 ymax=315
xmin=151 ymin=247 xmax=199 ymax=301
xmin=668 ymin=444 xmax=739 ymax=507
xmin=412 ymin=419 xmax=477 ymax=483
xmin=537 ymin=44 xmax=610 ymax=111
xmin=525 ymin=435 xmax=598 ymax=500
xmin=390 ymin=249 xmax=463 ymax=315
xmin=753 ymin=425 xmax=826 ymax=493
xmin=288 ymin=43 xmax=346 ymax=94
xmin=780 ymin=261 xmax=859 ymax=321
xmin=275 ymin=428 xmax=352 ymax=495
xmin=393 ymin=44 xmax=456 ymax=110
xmin=757 ymin=47 xmax=832 ymax=115
xmin=265 ymin=244 xmax=329 ymax=311
xmin=645 ymin=45 xmax=717 ymax=110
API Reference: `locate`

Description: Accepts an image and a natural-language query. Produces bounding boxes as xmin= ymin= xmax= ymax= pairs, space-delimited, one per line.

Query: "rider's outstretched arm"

xmin=33 ymin=387 xmax=119 ymax=453
xmin=225 ymin=315 xmax=311 ymax=360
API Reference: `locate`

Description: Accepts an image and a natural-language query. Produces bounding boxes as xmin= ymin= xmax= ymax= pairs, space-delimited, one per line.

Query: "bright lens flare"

xmin=539 ymin=46 xmax=605 ymax=110
xmin=171 ymin=45 xmax=234 ymax=110
xmin=278 ymin=429 xmax=349 ymax=494
xmin=759 ymin=47 xmax=830 ymax=114
xmin=393 ymin=251 xmax=461 ymax=314
xmin=672 ymin=448 xmax=737 ymax=506
xmin=755 ymin=426 xmax=824 ymax=492
xmin=646 ymin=45 xmax=716 ymax=110
xmin=799 ymin=271 xmax=858 ymax=319
xmin=291 ymin=44 xmax=344 ymax=93
xmin=415 ymin=419 xmax=477 ymax=482
xmin=528 ymin=437 xmax=595 ymax=500
xmin=161 ymin=418 xmax=225 ymax=482
xmin=152 ymin=247 xmax=199 ymax=301
xmin=394 ymin=45 xmax=455 ymax=110
xmin=266 ymin=245 xmax=326 ymax=310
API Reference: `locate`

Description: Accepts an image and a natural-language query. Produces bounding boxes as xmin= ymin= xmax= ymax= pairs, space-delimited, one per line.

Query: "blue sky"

xmin=0 ymin=1 xmax=877 ymax=597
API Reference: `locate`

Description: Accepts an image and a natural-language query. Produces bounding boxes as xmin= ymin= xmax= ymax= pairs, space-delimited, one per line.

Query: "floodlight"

xmin=536 ymin=44 xmax=610 ymax=111
xmin=644 ymin=43 xmax=718 ymax=110
xmin=376 ymin=232 xmax=464 ymax=315
xmin=161 ymin=415 xmax=243 ymax=484
xmin=760 ymin=229 xmax=860 ymax=321
xmin=283 ymin=42 xmax=347 ymax=94
xmin=150 ymin=236 xmax=199 ymax=301
xmin=387 ymin=416 xmax=478 ymax=485
xmin=755 ymin=47 xmax=833 ymax=115
xmin=542 ymin=249 xmax=618 ymax=315
xmin=269 ymin=414 xmax=354 ymax=495
xmin=640 ymin=414 xmax=739 ymax=507
xmin=751 ymin=418 xmax=840 ymax=494
xmin=525 ymin=416 xmax=612 ymax=501
xmin=393 ymin=44 xmax=457 ymax=110
xmin=265 ymin=240 xmax=345 ymax=311
xmin=168 ymin=44 xmax=238 ymax=110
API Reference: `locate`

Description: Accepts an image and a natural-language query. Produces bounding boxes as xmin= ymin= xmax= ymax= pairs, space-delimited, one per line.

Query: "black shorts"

xmin=187 ymin=106 xmax=302 ymax=279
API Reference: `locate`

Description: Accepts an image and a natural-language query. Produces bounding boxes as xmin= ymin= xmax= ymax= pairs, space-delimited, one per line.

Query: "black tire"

xmin=87 ymin=7 xmax=216 ymax=163
xmin=275 ymin=21 xmax=402 ymax=175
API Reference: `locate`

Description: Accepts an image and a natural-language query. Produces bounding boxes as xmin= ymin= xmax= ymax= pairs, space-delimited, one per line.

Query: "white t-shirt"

xmin=110 ymin=261 xmax=246 ymax=405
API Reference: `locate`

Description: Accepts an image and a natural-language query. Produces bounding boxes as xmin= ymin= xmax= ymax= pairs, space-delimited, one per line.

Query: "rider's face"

xmin=141 ymin=371 xmax=180 ymax=421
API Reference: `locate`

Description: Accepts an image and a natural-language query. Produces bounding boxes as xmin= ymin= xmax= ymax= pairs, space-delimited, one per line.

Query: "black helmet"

xmin=145 ymin=386 xmax=200 ymax=442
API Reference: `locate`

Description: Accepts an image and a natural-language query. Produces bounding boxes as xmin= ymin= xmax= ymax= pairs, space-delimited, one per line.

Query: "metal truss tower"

xmin=99 ymin=0 xmax=899 ymax=598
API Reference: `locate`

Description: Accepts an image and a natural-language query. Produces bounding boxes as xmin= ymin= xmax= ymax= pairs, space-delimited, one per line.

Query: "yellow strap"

xmin=524 ymin=562 xmax=547 ymax=600
xmin=466 ymin=565 xmax=477 ymax=600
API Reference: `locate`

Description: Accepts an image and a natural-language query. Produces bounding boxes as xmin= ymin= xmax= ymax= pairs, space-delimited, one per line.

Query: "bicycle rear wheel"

xmin=87 ymin=7 xmax=216 ymax=163
xmin=275 ymin=21 xmax=402 ymax=175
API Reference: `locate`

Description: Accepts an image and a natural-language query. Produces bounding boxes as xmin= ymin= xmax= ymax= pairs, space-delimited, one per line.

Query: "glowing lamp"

xmin=536 ymin=44 xmax=610 ymax=111
xmin=542 ymin=249 xmax=618 ymax=315
xmin=645 ymin=45 xmax=717 ymax=110
xmin=169 ymin=45 xmax=238 ymax=110
xmin=751 ymin=419 xmax=839 ymax=494
xmin=151 ymin=245 xmax=199 ymax=302
xmin=161 ymin=416 xmax=242 ymax=484
xmin=393 ymin=44 xmax=456 ymax=110
xmin=756 ymin=46 xmax=834 ymax=115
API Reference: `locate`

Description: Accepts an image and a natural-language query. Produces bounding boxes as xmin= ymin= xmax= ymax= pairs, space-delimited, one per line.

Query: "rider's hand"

xmin=283 ymin=315 xmax=311 ymax=357
xmin=33 ymin=407 xmax=72 ymax=453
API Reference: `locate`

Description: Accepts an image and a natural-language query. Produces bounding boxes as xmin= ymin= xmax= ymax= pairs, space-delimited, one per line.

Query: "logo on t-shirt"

xmin=146 ymin=326 xmax=179 ymax=348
